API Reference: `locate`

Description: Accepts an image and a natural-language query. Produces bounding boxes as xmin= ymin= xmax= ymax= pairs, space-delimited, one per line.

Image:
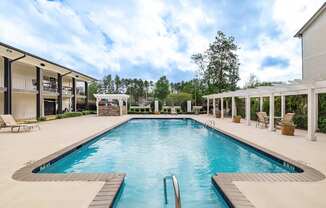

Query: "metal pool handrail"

xmin=163 ymin=175 xmax=181 ymax=208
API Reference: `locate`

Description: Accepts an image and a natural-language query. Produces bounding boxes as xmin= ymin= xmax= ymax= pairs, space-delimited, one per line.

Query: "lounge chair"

xmin=256 ymin=112 xmax=269 ymax=128
xmin=0 ymin=115 xmax=40 ymax=132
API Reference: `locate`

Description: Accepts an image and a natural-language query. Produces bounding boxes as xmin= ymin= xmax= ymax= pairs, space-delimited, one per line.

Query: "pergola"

xmin=203 ymin=80 xmax=326 ymax=141
xmin=94 ymin=94 xmax=129 ymax=116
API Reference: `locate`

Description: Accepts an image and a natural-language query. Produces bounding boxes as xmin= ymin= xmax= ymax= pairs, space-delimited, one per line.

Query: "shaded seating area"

xmin=203 ymin=80 xmax=326 ymax=141
xmin=0 ymin=115 xmax=40 ymax=132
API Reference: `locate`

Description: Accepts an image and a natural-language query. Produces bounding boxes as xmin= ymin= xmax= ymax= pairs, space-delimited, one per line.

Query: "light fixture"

xmin=40 ymin=63 xmax=45 ymax=67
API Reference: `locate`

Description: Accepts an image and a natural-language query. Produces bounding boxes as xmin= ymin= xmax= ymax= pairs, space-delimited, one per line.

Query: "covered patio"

xmin=203 ymin=80 xmax=326 ymax=141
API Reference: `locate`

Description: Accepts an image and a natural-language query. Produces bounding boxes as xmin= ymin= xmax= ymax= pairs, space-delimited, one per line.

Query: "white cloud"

xmin=87 ymin=0 xmax=211 ymax=72
xmin=0 ymin=0 xmax=324 ymax=84
xmin=238 ymin=0 xmax=324 ymax=87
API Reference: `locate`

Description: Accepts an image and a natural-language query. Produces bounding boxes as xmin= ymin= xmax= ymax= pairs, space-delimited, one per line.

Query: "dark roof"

xmin=0 ymin=41 xmax=97 ymax=81
xmin=294 ymin=2 xmax=326 ymax=37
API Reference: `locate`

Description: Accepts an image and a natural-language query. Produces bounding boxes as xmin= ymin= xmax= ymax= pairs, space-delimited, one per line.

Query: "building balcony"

xmin=62 ymin=86 xmax=72 ymax=97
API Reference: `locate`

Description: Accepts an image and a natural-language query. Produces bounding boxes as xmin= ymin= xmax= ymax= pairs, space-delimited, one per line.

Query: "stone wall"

xmin=98 ymin=105 xmax=120 ymax=116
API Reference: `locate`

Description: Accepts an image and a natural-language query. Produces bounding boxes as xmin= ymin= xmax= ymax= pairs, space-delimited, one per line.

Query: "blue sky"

xmin=0 ymin=0 xmax=324 ymax=86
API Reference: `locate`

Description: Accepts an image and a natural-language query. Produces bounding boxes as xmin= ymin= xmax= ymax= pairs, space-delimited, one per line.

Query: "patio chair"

xmin=0 ymin=115 xmax=40 ymax=133
xmin=276 ymin=113 xmax=296 ymax=128
xmin=256 ymin=112 xmax=268 ymax=128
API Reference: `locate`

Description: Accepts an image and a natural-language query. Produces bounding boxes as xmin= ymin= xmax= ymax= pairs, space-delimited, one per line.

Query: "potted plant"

xmin=281 ymin=121 xmax=295 ymax=136
xmin=215 ymin=110 xmax=221 ymax=118
xmin=232 ymin=115 xmax=241 ymax=123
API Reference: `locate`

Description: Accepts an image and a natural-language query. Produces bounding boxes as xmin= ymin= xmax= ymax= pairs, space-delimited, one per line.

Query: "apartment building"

xmin=295 ymin=2 xmax=326 ymax=81
xmin=0 ymin=42 xmax=96 ymax=120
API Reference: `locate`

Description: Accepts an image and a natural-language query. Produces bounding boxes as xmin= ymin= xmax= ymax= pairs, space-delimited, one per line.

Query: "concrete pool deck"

xmin=0 ymin=114 xmax=326 ymax=207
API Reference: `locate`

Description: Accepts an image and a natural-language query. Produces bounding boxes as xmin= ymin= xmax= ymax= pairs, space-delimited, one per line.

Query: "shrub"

xmin=82 ymin=110 xmax=96 ymax=115
xmin=293 ymin=114 xmax=307 ymax=129
xmin=318 ymin=116 xmax=326 ymax=133
xmin=56 ymin=112 xmax=83 ymax=119
xmin=37 ymin=116 xmax=47 ymax=121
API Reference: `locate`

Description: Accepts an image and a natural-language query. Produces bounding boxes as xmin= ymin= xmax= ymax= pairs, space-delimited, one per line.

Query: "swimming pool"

xmin=39 ymin=118 xmax=298 ymax=207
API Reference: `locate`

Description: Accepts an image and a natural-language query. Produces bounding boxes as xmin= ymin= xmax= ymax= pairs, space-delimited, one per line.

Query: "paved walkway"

xmin=0 ymin=115 xmax=129 ymax=208
xmin=0 ymin=114 xmax=326 ymax=207
xmin=196 ymin=115 xmax=326 ymax=208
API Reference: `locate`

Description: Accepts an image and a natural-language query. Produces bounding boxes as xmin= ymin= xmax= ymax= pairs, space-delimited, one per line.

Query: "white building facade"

xmin=295 ymin=3 xmax=326 ymax=81
xmin=0 ymin=42 xmax=96 ymax=120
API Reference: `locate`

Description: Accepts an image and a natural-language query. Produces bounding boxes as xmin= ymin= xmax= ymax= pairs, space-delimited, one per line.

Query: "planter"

xmin=232 ymin=116 xmax=241 ymax=123
xmin=281 ymin=125 xmax=295 ymax=136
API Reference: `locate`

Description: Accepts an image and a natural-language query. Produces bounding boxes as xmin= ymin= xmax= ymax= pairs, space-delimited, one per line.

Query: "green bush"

xmin=82 ymin=110 xmax=96 ymax=115
xmin=127 ymin=111 xmax=152 ymax=114
xmin=318 ymin=116 xmax=326 ymax=133
xmin=293 ymin=114 xmax=307 ymax=129
xmin=57 ymin=112 xmax=83 ymax=119
xmin=37 ymin=116 xmax=47 ymax=121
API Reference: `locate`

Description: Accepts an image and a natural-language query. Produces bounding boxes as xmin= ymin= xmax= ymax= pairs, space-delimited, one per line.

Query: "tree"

xmin=154 ymin=76 xmax=170 ymax=101
xmin=88 ymin=82 xmax=100 ymax=100
xmin=244 ymin=74 xmax=259 ymax=89
xmin=114 ymin=75 xmax=122 ymax=93
xmin=102 ymin=74 xmax=114 ymax=93
xmin=193 ymin=31 xmax=240 ymax=94
xmin=166 ymin=92 xmax=192 ymax=106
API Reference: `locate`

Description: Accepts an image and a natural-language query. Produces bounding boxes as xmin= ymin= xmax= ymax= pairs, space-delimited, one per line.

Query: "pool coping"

xmin=12 ymin=118 xmax=131 ymax=208
xmin=12 ymin=115 xmax=326 ymax=208
xmin=190 ymin=117 xmax=325 ymax=208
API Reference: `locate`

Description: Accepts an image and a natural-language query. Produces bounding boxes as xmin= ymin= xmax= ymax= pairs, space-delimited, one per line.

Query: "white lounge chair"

xmin=0 ymin=115 xmax=40 ymax=133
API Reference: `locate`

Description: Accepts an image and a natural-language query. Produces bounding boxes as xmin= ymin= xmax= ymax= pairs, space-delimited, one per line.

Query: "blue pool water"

xmin=40 ymin=119 xmax=297 ymax=207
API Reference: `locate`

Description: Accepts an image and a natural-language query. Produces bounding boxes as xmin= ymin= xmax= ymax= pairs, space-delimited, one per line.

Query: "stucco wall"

xmin=302 ymin=10 xmax=326 ymax=81
xmin=0 ymin=93 xmax=4 ymax=115
xmin=0 ymin=57 xmax=4 ymax=88
xmin=12 ymin=62 xmax=36 ymax=90
xmin=12 ymin=93 xmax=36 ymax=120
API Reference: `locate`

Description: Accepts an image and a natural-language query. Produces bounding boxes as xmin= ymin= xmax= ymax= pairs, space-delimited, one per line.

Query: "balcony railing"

xmin=62 ymin=86 xmax=72 ymax=95
xmin=43 ymin=79 xmax=57 ymax=93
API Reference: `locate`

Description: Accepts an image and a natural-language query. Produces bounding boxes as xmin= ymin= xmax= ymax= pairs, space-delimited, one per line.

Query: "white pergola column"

xmin=118 ymin=99 xmax=123 ymax=116
xmin=315 ymin=93 xmax=319 ymax=132
xmin=269 ymin=94 xmax=275 ymax=131
xmin=154 ymin=100 xmax=159 ymax=113
xmin=307 ymin=87 xmax=317 ymax=141
xmin=281 ymin=95 xmax=286 ymax=118
xmin=213 ymin=98 xmax=216 ymax=116
xmin=96 ymin=97 xmax=99 ymax=116
xmin=259 ymin=97 xmax=263 ymax=112
xmin=245 ymin=96 xmax=251 ymax=125
xmin=221 ymin=97 xmax=224 ymax=119
xmin=207 ymin=98 xmax=209 ymax=115
xmin=231 ymin=97 xmax=236 ymax=118
xmin=125 ymin=99 xmax=128 ymax=114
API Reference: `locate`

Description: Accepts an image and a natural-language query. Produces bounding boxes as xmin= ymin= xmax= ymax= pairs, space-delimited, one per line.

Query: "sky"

xmin=0 ymin=0 xmax=324 ymax=86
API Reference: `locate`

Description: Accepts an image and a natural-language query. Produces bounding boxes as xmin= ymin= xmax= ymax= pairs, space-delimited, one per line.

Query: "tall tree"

xmin=154 ymin=76 xmax=170 ymax=101
xmin=193 ymin=31 xmax=240 ymax=94
xmin=114 ymin=75 xmax=122 ymax=93
xmin=102 ymin=74 xmax=114 ymax=93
